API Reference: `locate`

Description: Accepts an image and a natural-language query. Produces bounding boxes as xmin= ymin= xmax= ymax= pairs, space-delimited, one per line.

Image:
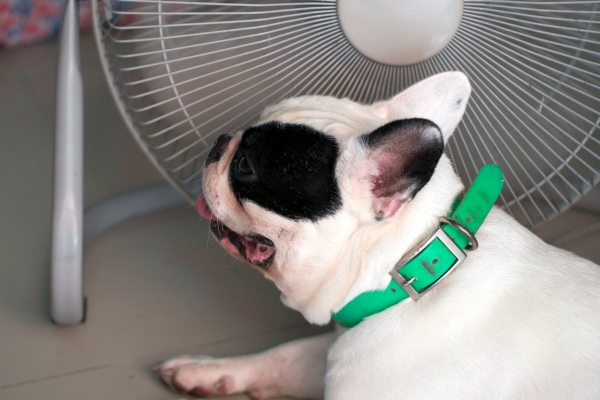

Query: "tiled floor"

xmin=0 ymin=33 xmax=598 ymax=400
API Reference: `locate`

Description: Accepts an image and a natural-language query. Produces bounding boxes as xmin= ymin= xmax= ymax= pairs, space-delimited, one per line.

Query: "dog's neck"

xmin=336 ymin=156 xmax=465 ymax=309
xmin=333 ymin=164 xmax=503 ymax=327
xmin=296 ymin=156 xmax=464 ymax=325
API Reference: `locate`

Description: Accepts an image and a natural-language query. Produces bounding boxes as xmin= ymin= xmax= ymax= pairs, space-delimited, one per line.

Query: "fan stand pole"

xmin=51 ymin=0 xmax=86 ymax=324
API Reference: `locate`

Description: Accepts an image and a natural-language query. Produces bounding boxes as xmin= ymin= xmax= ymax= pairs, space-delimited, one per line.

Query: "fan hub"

xmin=337 ymin=0 xmax=463 ymax=66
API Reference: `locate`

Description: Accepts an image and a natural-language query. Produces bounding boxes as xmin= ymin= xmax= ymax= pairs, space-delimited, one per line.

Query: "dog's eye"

xmin=237 ymin=155 xmax=253 ymax=175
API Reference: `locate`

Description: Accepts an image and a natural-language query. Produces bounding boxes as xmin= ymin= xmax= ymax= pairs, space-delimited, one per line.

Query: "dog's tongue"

xmin=196 ymin=194 xmax=217 ymax=221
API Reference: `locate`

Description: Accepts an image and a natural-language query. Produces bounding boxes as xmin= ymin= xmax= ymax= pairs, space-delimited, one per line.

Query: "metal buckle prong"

xmin=390 ymin=220 xmax=467 ymax=301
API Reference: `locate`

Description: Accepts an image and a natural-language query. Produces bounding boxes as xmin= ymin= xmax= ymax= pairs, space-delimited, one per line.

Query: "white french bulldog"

xmin=155 ymin=72 xmax=600 ymax=399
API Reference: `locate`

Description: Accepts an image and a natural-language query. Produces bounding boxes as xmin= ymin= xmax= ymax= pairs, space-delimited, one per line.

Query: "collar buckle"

xmin=390 ymin=218 xmax=468 ymax=301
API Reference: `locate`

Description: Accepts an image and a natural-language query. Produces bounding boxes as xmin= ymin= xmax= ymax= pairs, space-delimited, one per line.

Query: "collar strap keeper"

xmin=332 ymin=164 xmax=504 ymax=328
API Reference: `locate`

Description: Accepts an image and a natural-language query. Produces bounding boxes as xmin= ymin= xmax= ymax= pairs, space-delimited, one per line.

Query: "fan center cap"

xmin=337 ymin=0 xmax=463 ymax=66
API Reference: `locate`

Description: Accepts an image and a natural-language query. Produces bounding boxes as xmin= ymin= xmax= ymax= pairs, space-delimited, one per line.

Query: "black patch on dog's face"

xmin=229 ymin=122 xmax=342 ymax=221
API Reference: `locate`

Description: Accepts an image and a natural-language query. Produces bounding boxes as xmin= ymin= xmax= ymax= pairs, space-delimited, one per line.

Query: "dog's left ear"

xmin=371 ymin=71 xmax=471 ymax=142
xmin=358 ymin=118 xmax=444 ymax=221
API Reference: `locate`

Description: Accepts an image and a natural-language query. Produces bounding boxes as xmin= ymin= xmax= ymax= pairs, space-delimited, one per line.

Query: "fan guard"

xmin=91 ymin=0 xmax=600 ymax=228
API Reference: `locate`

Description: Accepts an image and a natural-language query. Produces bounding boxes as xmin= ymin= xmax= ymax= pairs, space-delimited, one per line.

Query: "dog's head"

xmin=198 ymin=72 xmax=470 ymax=324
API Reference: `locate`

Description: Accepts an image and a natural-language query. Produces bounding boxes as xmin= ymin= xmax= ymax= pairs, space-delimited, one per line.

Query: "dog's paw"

xmin=154 ymin=355 xmax=238 ymax=397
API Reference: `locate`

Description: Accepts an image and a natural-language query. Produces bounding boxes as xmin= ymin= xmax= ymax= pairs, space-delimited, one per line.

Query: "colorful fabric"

xmin=0 ymin=0 xmax=91 ymax=47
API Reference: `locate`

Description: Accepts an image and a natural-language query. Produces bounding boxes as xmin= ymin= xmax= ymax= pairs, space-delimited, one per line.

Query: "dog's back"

xmin=327 ymin=208 xmax=600 ymax=400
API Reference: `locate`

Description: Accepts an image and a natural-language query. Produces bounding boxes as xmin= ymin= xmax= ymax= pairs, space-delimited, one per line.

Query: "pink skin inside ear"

xmin=373 ymin=193 xmax=407 ymax=220
xmin=196 ymin=194 xmax=275 ymax=264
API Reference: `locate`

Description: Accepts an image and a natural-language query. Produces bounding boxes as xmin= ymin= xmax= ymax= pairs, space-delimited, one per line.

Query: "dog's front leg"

xmin=155 ymin=331 xmax=335 ymax=399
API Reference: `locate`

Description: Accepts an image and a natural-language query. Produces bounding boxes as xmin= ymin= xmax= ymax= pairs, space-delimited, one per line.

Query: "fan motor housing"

xmin=337 ymin=0 xmax=464 ymax=66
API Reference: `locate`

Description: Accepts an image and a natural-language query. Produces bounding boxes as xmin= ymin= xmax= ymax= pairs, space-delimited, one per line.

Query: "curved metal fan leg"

xmin=83 ymin=183 xmax=187 ymax=244
xmin=51 ymin=0 xmax=85 ymax=325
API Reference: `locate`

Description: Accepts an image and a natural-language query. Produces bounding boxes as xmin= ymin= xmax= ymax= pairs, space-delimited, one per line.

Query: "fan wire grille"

xmin=92 ymin=0 xmax=600 ymax=228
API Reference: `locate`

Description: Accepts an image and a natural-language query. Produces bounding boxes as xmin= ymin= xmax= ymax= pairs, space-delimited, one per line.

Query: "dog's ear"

xmin=357 ymin=118 xmax=444 ymax=221
xmin=371 ymin=71 xmax=471 ymax=142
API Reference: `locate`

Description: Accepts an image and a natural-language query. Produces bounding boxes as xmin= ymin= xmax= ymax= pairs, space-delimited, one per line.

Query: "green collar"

xmin=332 ymin=164 xmax=504 ymax=328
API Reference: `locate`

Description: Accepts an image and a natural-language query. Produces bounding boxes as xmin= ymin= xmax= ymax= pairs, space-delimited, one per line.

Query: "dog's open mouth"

xmin=196 ymin=194 xmax=276 ymax=268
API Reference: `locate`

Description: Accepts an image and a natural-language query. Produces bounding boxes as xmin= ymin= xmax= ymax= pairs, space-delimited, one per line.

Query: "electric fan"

xmin=90 ymin=0 xmax=599 ymax=228
xmin=50 ymin=0 xmax=600 ymax=323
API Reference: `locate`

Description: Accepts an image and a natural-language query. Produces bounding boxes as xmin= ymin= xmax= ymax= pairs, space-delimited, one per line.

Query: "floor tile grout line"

xmin=0 ymin=322 xmax=324 ymax=390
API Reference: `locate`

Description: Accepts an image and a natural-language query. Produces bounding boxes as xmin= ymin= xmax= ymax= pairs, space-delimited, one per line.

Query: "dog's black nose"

xmin=205 ymin=134 xmax=233 ymax=166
